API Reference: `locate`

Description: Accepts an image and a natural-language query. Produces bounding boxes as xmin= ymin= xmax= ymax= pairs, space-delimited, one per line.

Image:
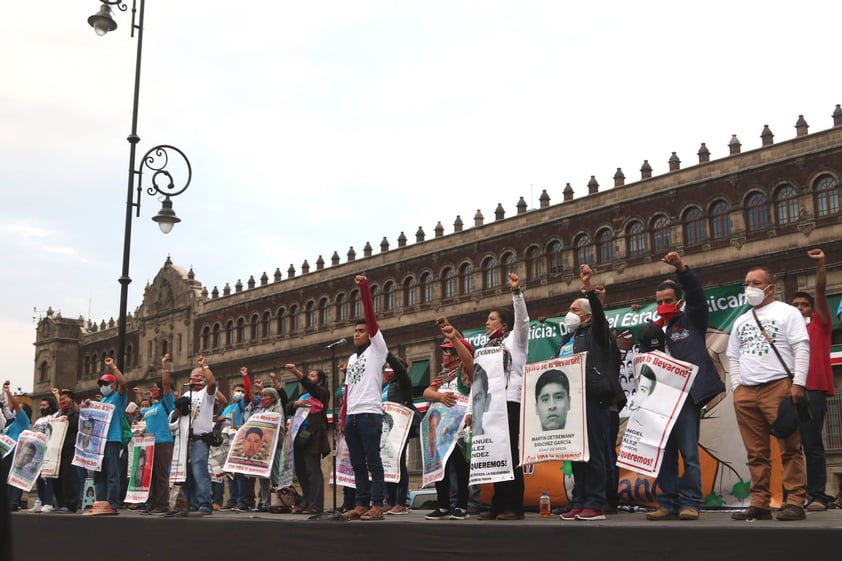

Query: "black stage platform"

xmin=10 ymin=508 xmax=842 ymax=561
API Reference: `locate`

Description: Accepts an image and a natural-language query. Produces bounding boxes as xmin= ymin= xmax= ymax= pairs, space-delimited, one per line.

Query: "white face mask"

xmin=564 ymin=312 xmax=581 ymax=331
xmin=804 ymin=316 xmax=811 ymax=326
xmin=744 ymin=286 xmax=767 ymax=307
xmin=100 ymin=385 xmax=113 ymax=397
xmin=233 ymin=391 xmax=244 ymax=402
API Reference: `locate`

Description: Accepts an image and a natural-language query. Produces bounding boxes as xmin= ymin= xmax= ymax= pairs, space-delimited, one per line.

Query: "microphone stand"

xmin=310 ymin=342 xmax=346 ymax=521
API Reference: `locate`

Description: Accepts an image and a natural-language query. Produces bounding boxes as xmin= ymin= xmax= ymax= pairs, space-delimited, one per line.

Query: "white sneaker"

xmin=30 ymin=500 xmax=43 ymax=513
xmin=41 ymin=504 xmax=54 ymax=513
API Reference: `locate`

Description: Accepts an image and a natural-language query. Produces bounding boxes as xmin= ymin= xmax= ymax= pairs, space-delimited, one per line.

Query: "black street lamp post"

xmin=88 ymin=0 xmax=192 ymax=372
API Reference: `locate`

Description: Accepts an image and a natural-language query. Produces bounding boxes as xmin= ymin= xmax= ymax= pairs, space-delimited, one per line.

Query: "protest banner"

xmin=72 ymin=401 xmax=115 ymax=471
xmin=381 ymin=402 xmax=412 ymax=483
xmin=40 ymin=416 xmax=68 ymax=478
xmin=169 ymin=411 xmax=189 ymax=484
xmin=331 ymin=433 xmax=356 ymax=488
xmin=421 ymin=395 xmax=468 ymax=487
xmin=468 ymin=346 xmax=514 ymax=486
xmin=223 ymin=411 xmax=283 ymax=479
xmin=8 ymin=430 xmax=47 ymax=492
xmin=519 ymin=354 xmax=589 ymax=466
xmin=125 ymin=435 xmax=155 ymax=503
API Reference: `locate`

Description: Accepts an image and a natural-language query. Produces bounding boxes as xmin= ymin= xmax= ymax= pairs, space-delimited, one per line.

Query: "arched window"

xmin=370 ymin=285 xmax=381 ymax=313
xmin=626 ymin=221 xmax=646 ymax=257
xmin=814 ymin=174 xmax=840 ymax=216
xmin=236 ymin=318 xmax=245 ymax=343
xmin=482 ymin=257 xmax=499 ymax=289
xmin=84 ymin=356 xmax=91 ymax=376
xmin=201 ymin=326 xmax=210 ymax=350
xmin=212 ymin=323 xmax=221 ymax=348
xmin=774 ymin=184 xmax=799 ymax=225
xmin=250 ymin=314 xmax=259 ymax=340
xmin=277 ymin=308 xmax=286 ymax=335
xmin=403 ymin=277 xmax=417 ymax=306
xmin=420 ymin=272 xmax=433 ymax=304
xmin=442 ymin=267 xmax=457 ymax=298
xmin=383 ymin=282 xmax=396 ymax=311
xmin=745 ymin=192 xmax=770 ymax=231
xmin=651 ymin=215 xmax=670 ymax=252
xmin=683 ymin=207 xmax=705 ymax=244
xmin=39 ymin=361 xmax=50 ymax=382
xmin=351 ymin=290 xmax=362 ymax=318
xmin=709 ymin=200 xmax=731 ymax=239
xmin=526 ymin=245 xmax=544 ymax=279
xmin=319 ymin=298 xmax=330 ymax=325
xmin=459 ymin=263 xmax=474 ymax=295
xmin=336 ymin=293 xmax=349 ymax=322
xmin=596 ymin=229 xmax=614 ymax=264
xmin=305 ymin=301 xmax=316 ymax=329
xmin=289 ymin=304 xmax=299 ymax=332
xmin=226 ymin=320 xmax=234 ymax=346
xmin=575 ymin=234 xmax=592 ymax=268
xmin=262 ymin=311 xmax=271 ymax=337
xmin=501 ymin=252 xmax=516 ymax=278
xmin=546 ymin=241 xmax=562 ymax=275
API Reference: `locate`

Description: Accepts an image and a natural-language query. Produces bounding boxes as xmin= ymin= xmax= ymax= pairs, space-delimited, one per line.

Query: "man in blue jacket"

xmin=642 ymin=252 xmax=726 ymax=521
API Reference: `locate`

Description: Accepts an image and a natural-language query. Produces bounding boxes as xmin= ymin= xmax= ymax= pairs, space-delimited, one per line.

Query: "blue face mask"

xmin=100 ymin=384 xmax=114 ymax=397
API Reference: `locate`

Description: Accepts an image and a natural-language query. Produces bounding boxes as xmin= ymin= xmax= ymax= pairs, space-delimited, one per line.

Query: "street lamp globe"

xmin=152 ymin=197 xmax=181 ymax=234
xmin=87 ymin=4 xmax=118 ymax=36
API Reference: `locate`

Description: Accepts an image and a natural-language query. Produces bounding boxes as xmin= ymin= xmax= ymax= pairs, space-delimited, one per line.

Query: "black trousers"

xmin=294 ymin=445 xmax=325 ymax=511
xmin=490 ymin=401 xmax=524 ymax=515
xmin=435 ymin=446 xmax=469 ymax=510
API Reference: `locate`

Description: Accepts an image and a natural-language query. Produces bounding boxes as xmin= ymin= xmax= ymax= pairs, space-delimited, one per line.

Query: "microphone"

xmin=325 ymin=338 xmax=347 ymax=349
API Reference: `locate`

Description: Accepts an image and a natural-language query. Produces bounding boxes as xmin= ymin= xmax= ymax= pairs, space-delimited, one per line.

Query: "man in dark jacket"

xmin=642 ymin=252 xmax=726 ymax=522
xmin=555 ymin=264 xmax=616 ymax=521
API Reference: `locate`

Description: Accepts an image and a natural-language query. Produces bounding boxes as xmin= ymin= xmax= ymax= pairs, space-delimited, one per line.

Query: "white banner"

xmin=8 ymin=430 xmax=48 ymax=492
xmin=125 ymin=435 xmax=155 ymax=503
xmin=519 ymin=354 xmax=589 ymax=466
xmin=421 ymin=395 xmax=468 ymax=487
xmin=223 ymin=411 xmax=284 ymax=479
xmin=169 ymin=411 xmax=189 ymax=484
xmin=331 ymin=433 xmax=356 ymax=488
xmin=71 ymin=401 xmax=115 ymax=472
xmin=40 ymin=417 xmax=68 ymax=478
xmin=468 ymin=346 xmax=514 ymax=486
xmin=381 ymin=402 xmax=413 ymax=483
xmin=617 ymin=350 xmax=698 ymax=476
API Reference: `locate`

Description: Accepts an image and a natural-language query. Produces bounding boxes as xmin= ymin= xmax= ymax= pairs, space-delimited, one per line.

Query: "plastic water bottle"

xmin=539 ymin=491 xmax=551 ymax=518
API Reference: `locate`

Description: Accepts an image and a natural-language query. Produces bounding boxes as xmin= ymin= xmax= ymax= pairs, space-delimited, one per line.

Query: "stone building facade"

xmin=33 ymin=106 xmax=842 ymax=494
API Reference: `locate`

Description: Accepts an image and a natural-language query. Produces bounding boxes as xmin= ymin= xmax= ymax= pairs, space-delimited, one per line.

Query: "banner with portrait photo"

xmin=223 ymin=411 xmax=283 ymax=478
xmin=209 ymin=427 xmax=236 ymax=483
xmin=40 ymin=416 xmax=68 ymax=478
xmin=468 ymin=346 xmax=514 ymax=486
xmin=421 ymin=395 xmax=468 ymax=487
xmin=618 ymin=350 xmax=698 ymax=476
xmin=381 ymin=402 xmax=413 ymax=483
xmin=169 ymin=410 xmax=189 ymax=484
xmin=0 ymin=434 xmax=15 ymax=458
xmin=331 ymin=433 xmax=356 ymax=488
xmin=125 ymin=435 xmax=155 ymax=503
xmin=72 ymin=401 xmax=115 ymax=471
xmin=275 ymin=406 xmax=310 ymax=487
xmin=8 ymin=430 xmax=47 ymax=492
xmin=519 ymin=353 xmax=589 ymax=466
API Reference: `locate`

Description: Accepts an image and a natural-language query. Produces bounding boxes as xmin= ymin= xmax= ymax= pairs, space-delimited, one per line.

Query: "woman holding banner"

xmin=472 ymin=273 xmax=530 ymax=521
xmin=139 ymin=354 xmax=175 ymax=514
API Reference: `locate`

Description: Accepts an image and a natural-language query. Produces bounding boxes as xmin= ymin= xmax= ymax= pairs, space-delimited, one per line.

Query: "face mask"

xmin=804 ymin=316 xmax=811 ymax=326
xmin=564 ymin=312 xmax=581 ymax=331
xmin=744 ymin=286 xmax=767 ymax=307
xmin=150 ymin=389 xmax=161 ymax=400
xmin=233 ymin=391 xmax=244 ymax=402
xmin=657 ymin=303 xmax=680 ymax=323
xmin=261 ymin=397 xmax=273 ymax=409
xmin=40 ymin=408 xmax=49 ymax=417
xmin=100 ymin=385 xmax=113 ymax=397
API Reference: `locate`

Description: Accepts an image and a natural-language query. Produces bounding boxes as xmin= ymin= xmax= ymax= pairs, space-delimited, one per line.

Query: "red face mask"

xmin=657 ymin=303 xmax=680 ymax=323
xmin=261 ymin=397 xmax=273 ymax=409
xmin=150 ymin=388 xmax=161 ymax=400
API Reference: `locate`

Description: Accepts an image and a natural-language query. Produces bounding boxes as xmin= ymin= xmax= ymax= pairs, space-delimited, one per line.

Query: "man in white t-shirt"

xmin=339 ymin=275 xmax=389 ymax=521
xmin=185 ymin=356 xmax=217 ymax=515
xmin=728 ymin=266 xmax=809 ymax=522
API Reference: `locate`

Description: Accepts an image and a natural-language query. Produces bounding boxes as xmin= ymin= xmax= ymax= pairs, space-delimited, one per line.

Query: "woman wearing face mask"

xmin=138 ymin=354 xmax=174 ymax=514
xmin=554 ymin=264 xmax=616 ymax=521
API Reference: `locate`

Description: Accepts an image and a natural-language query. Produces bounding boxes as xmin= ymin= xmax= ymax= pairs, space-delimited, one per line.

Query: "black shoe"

xmin=450 ymin=508 xmax=469 ymax=520
xmin=425 ymin=508 xmax=450 ymax=520
xmin=732 ymin=506 xmax=772 ymax=521
xmin=776 ymin=504 xmax=806 ymax=521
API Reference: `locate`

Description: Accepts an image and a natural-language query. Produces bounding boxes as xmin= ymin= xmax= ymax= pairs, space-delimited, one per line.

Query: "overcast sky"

xmin=2 ymin=1 xmax=840 ymax=394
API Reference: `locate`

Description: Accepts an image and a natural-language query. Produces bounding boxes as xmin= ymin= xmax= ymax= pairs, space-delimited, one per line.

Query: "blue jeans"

xmin=656 ymin=399 xmax=702 ymax=511
xmin=800 ymin=390 xmax=829 ymax=501
xmin=94 ymin=442 xmax=122 ymax=509
xmin=36 ymin=477 xmax=55 ymax=506
xmin=188 ymin=439 xmax=212 ymax=512
xmin=345 ymin=413 xmax=384 ymax=507
xmin=227 ymin=473 xmax=244 ymax=506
